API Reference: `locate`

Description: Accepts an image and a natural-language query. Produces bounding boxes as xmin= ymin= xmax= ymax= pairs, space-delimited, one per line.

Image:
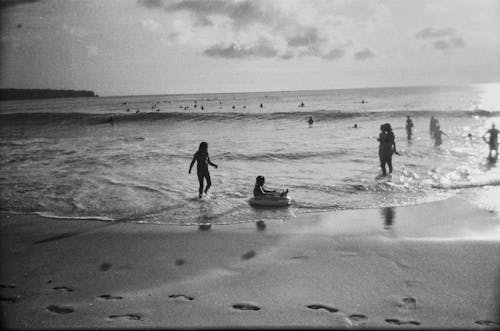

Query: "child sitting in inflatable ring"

xmin=253 ymin=176 xmax=289 ymax=197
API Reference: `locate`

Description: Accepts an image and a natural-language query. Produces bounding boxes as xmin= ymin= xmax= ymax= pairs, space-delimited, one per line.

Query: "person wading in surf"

xmin=189 ymin=142 xmax=218 ymax=198
xmin=377 ymin=123 xmax=399 ymax=176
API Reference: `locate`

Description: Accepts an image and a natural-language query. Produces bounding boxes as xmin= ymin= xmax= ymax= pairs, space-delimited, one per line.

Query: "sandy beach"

xmin=1 ymin=196 xmax=499 ymax=329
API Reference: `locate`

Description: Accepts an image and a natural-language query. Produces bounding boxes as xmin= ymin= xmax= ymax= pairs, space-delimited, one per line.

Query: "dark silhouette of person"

xmin=308 ymin=116 xmax=314 ymax=126
xmin=377 ymin=123 xmax=398 ymax=176
xmin=126 ymin=108 xmax=130 ymax=112
xmin=254 ymin=176 xmax=288 ymax=197
xmin=433 ymin=124 xmax=447 ymax=146
xmin=483 ymin=123 xmax=499 ymax=159
xmin=353 ymin=124 xmax=358 ymax=128
xmin=406 ymin=116 xmax=414 ymax=140
xmin=429 ymin=116 xmax=438 ymax=138
xmin=201 ymin=106 xmax=204 ymax=110
xmin=189 ymin=142 xmax=218 ymax=198
xmin=260 ymin=103 xmax=263 ymax=108
xmin=299 ymin=102 xmax=305 ymax=107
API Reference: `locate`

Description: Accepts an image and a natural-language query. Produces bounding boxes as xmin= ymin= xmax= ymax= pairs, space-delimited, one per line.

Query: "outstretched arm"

xmin=188 ymin=154 xmax=196 ymax=174
xmin=207 ymin=156 xmax=218 ymax=168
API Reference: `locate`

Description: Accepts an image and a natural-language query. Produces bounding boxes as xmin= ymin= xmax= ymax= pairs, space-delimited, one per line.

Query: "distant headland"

xmin=0 ymin=89 xmax=98 ymax=100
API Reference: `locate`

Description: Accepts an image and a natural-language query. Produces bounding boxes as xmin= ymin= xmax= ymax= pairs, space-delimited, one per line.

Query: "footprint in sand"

xmin=98 ymin=294 xmax=123 ymax=300
xmin=0 ymin=284 xmax=17 ymax=289
xmin=53 ymin=286 xmax=74 ymax=292
xmin=306 ymin=304 xmax=339 ymax=313
xmin=232 ymin=303 xmax=261 ymax=311
xmin=385 ymin=318 xmax=420 ymax=326
xmin=349 ymin=314 xmax=368 ymax=321
xmin=168 ymin=294 xmax=194 ymax=301
xmin=108 ymin=314 xmax=142 ymax=321
xmin=475 ymin=320 xmax=500 ymax=327
xmin=400 ymin=297 xmax=416 ymax=310
xmin=242 ymin=250 xmax=256 ymax=260
xmin=0 ymin=296 xmax=19 ymax=304
xmin=46 ymin=304 xmax=74 ymax=314
xmin=100 ymin=262 xmax=112 ymax=271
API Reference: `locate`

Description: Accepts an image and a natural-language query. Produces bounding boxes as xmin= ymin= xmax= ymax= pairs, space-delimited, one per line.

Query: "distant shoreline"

xmin=0 ymin=89 xmax=98 ymax=101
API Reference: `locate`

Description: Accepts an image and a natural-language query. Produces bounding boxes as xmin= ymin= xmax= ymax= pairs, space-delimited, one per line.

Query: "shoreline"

xmin=1 ymin=197 xmax=499 ymax=328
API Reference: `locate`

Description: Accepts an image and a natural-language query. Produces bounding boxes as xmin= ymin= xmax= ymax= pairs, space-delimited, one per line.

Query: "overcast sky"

xmin=1 ymin=0 xmax=499 ymax=96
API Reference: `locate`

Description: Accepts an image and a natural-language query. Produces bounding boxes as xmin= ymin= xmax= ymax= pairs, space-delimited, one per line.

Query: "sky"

xmin=0 ymin=0 xmax=499 ymax=96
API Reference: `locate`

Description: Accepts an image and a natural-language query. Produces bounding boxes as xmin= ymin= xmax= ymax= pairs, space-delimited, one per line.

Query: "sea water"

xmin=1 ymin=84 xmax=499 ymax=225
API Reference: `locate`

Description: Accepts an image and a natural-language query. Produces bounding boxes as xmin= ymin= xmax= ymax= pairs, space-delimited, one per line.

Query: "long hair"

xmin=198 ymin=141 xmax=208 ymax=152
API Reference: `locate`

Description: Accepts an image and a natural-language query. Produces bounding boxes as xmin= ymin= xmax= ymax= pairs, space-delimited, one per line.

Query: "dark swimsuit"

xmin=194 ymin=151 xmax=211 ymax=193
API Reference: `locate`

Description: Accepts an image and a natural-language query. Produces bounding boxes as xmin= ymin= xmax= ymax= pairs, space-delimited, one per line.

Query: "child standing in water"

xmin=254 ymin=176 xmax=288 ymax=197
xmin=189 ymin=142 xmax=218 ymax=198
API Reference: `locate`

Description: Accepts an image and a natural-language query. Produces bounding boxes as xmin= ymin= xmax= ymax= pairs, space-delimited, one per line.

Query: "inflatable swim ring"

xmin=248 ymin=196 xmax=291 ymax=207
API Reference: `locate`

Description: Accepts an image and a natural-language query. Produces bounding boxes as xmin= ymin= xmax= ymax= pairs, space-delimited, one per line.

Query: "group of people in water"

xmin=188 ymin=115 xmax=499 ymax=197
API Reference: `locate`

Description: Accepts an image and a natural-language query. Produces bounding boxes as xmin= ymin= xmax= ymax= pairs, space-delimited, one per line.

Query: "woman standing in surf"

xmin=189 ymin=142 xmax=218 ymax=198
xmin=377 ymin=123 xmax=398 ymax=176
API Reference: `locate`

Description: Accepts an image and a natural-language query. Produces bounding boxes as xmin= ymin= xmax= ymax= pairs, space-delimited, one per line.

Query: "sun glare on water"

xmin=474 ymin=83 xmax=500 ymax=110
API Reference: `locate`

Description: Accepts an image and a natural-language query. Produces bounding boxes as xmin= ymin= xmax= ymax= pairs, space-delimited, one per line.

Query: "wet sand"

xmin=1 ymin=196 xmax=499 ymax=328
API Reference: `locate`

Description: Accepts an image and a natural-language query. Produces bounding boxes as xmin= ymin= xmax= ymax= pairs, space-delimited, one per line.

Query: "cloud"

xmin=321 ymin=48 xmax=346 ymax=60
xmin=354 ymin=48 xmax=375 ymax=60
xmin=415 ymin=26 xmax=466 ymax=53
xmin=203 ymin=39 xmax=279 ymax=58
xmin=433 ymin=37 xmax=465 ymax=50
xmin=138 ymin=0 xmax=380 ymax=61
xmin=415 ymin=27 xmax=456 ymax=39
xmin=0 ymin=0 xmax=39 ymax=8
xmin=286 ymin=27 xmax=323 ymax=48
xmin=139 ymin=0 xmax=276 ymax=27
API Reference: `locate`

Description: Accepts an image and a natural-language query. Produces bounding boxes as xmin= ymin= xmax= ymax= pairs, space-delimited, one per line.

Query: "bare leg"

xmin=204 ymin=172 xmax=211 ymax=194
xmin=197 ymin=171 xmax=204 ymax=198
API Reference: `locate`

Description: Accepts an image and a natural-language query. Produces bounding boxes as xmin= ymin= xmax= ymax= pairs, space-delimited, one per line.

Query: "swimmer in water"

xmin=308 ymin=116 xmax=314 ymax=126
xmin=253 ymin=176 xmax=288 ymax=197
xmin=189 ymin=142 xmax=218 ymax=198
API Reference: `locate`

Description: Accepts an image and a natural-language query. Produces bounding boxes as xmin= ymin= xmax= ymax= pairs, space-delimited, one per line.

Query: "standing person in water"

xmin=308 ymin=116 xmax=314 ymax=127
xmin=406 ymin=116 xmax=414 ymax=140
xmin=429 ymin=116 xmax=438 ymax=138
xmin=189 ymin=142 xmax=218 ymax=198
xmin=377 ymin=123 xmax=398 ymax=176
xmin=433 ymin=124 xmax=448 ymax=146
xmin=483 ymin=123 xmax=499 ymax=159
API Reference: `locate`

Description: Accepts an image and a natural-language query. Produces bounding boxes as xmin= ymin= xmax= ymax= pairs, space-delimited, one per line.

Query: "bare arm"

xmin=207 ymin=156 xmax=218 ymax=168
xmin=188 ymin=153 xmax=196 ymax=174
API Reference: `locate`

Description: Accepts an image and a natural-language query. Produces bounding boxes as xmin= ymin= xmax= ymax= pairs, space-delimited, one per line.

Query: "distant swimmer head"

xmin=256 ymin=175 xmax=265 ymax=185
xmin=199 ymin=141 xmax=208 ymax=152
xmin=353 ymin=124 xmax=358 ymax=128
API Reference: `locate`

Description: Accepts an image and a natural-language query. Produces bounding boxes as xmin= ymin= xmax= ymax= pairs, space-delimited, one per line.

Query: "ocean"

xmin=1 ymin=84 xmax=500 ymax=225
